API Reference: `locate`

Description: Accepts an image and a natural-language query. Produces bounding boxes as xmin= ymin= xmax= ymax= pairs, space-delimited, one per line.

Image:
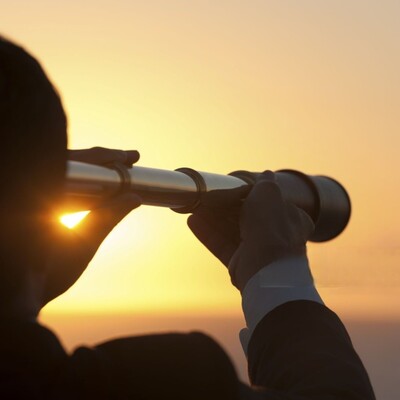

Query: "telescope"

xmin=65 ymin=161 xmax=351 ymax=242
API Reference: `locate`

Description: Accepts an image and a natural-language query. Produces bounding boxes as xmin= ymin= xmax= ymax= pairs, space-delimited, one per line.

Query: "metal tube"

xmin=65 ymin=162 xmax=248 ymax=210
xmin=64 ymin=161 xmax=351 ymax=242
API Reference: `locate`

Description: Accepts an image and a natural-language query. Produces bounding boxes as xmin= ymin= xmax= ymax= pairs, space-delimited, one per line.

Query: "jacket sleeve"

xmin=246 ymin=300 xmax=376 ymax=400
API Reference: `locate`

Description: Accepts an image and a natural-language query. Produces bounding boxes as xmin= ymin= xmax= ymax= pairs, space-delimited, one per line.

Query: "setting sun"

xmin=59 ymin=210 xmax=90 ymax=229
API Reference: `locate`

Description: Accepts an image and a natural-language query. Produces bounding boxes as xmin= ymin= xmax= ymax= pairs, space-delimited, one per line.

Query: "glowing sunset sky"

xmin=2 ymin=0 xmax=399 ymax=319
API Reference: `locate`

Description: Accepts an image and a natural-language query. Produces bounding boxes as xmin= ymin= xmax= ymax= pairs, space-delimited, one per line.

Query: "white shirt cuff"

xmin=239 ymin=256 xmax=323 ymax=356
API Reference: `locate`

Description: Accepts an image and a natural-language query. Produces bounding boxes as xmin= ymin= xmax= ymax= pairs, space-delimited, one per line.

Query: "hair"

xmin=0 ymin=36 xmax=67 ymax=304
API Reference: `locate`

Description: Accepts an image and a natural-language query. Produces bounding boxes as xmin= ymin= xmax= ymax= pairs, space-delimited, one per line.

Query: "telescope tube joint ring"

xmin=109 ymin=162 xmax=132 ymax=194
xmin=173 ymin=167 xmax=207 ymax=213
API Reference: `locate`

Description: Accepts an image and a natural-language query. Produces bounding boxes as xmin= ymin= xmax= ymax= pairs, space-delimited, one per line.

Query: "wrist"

xmin=239 ymin=256 xmax=323 ymax=355
xmin=229 ymin=244 xmax=307 ymax=291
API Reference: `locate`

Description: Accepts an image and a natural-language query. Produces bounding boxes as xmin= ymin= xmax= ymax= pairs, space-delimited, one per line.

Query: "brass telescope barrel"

xmin=65 ymin=161 xmax=351 ymax=243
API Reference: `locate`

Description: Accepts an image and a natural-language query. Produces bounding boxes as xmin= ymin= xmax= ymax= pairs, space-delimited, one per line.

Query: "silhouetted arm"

xmin=243 ymin=300 xmax=376 ymax=399
xmin=189 ymin=173 xmax=376 ymax=399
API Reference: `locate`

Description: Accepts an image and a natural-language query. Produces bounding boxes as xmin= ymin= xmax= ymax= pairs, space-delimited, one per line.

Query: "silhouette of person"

xmin=0 ymin=36 xmax=375 ymax=399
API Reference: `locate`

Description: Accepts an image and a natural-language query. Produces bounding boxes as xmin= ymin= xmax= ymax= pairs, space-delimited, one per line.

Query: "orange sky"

xmin=2 ymin=0 xmax=399 ymax=319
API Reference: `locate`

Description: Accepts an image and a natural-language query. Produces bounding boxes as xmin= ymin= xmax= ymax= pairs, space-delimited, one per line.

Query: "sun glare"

xmin=59 ymin=211 xmax=91 ymax=229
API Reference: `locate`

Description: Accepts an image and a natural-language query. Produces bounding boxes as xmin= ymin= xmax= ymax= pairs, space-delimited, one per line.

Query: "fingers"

xmin=259 ymin=170 xmax=276 ymax=182
xmin=125 ymin=150 xmax=141 ymax=166
xmin=286 ymin=203 xmax=315 ymax=242
xmin=68 ymin=147 xmax=140 ymax=167
xmin=187 ymin=212 xmax=238 ymax=267
xmin=190 ymin=207 xmax=241 ymax=246
xmin=241 ymin=172 xmax=283 ymax=232
xmin=246 ymin=172 xmax=281 ymax=208
xmin=66 ymin=146 xmax=142 ymax=246
xmin=241 ymin=170 xmax=314 ymax=243
xmin=200 ymin=185 xmax=251 ymax=208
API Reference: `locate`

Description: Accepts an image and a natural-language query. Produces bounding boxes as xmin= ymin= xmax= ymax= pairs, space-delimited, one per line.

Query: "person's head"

xmin=0 ymin=36 xmax=67 ymax=306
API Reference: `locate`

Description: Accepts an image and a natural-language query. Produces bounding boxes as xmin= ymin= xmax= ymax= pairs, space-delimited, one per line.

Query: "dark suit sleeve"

xmin=246 ymin=300 xmax=376 ymax=400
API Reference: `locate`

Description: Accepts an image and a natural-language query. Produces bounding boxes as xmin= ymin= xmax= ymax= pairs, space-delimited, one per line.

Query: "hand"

xmin=67 ymin=147 xmax=140 ymax=167
xmin=41 ymin=147 xmax=142 ymax=307
xmin=187 ymin=171 xmax=314 ymax=291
